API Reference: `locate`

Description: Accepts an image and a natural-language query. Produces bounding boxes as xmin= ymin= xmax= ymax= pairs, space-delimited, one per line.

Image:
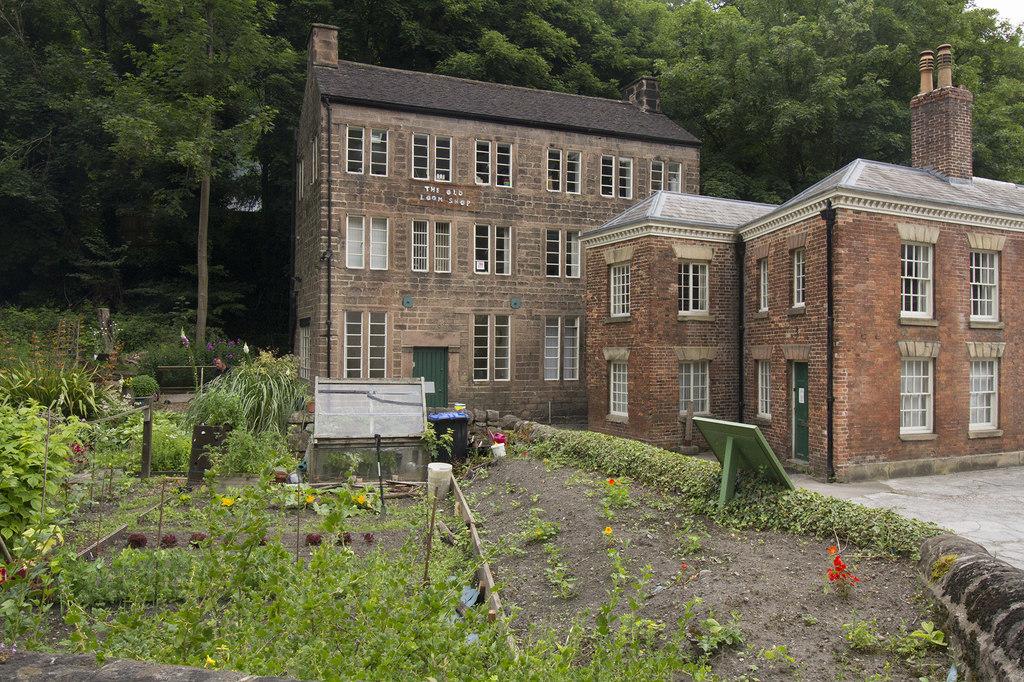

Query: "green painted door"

xmin=413 ymin=347 xmax=448 ymax=409
xmin=792 ymin=362 xmax=809 ymax=460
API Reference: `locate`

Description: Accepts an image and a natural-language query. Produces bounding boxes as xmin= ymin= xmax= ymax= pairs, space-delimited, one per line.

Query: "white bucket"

xmin=427 ymin=462 xmax=453 ymax=500
xmin=490 ymin=443 xmax=507 ymax=458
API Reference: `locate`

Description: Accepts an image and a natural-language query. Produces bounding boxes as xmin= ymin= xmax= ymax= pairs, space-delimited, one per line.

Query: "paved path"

xmin=793 ymin=467 xmax=1024 ymax=569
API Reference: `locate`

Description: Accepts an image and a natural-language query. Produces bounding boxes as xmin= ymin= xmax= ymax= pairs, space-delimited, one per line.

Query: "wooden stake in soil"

xmin=40 ymin=410 xmax=52 ymax=523
xmin=423 ymin=491 xmax=439 ymax=586
xmin=156 ymin=478 xmax=167 ymax=546
xmin=141 ymin=402 xmax=153 ymax=478
xmin=0 ymin=534 xmax=14 ymax=564
xmin=295 ymin=489 xmax=302 ymax=564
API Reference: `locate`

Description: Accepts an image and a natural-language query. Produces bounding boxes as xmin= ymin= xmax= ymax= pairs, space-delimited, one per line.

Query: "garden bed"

xmin=465 ymin=456 xmax=954 ymax=681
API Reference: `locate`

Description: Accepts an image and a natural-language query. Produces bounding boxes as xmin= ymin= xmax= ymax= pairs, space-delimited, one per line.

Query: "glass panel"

xmin=547 ymin=149 xmax=561 ymax=192
xmin=495 ymin=227 xmax=511 ymax=275
xmin=369 ymin=129 xmax=388 ymax=176
xmin=496 ymin=143 xmax=512 ymax=187
xmin=618 ymin=157 xmax=633 ymax=199
xmin=346 ymin=127 xmax=364 ymax=173
xmin=346 ymin=216 xmax=365 ymax=269
xmin=546 ymin=230 xmax=561 ymax=277
xmin=434 ymin=136 xmax=452 ymax=182
xmin=543 ymin=317 xmax=560 ymax=380
xmin=493 ymin=315 xmax=510 ymax=380
xmin=601 ymin=155 xmax=614 ymax=197
xmin=562 ymin=317 xmax=579 ymax=380
xmin=564 ymin=231 xmax=580 ymax=278
xmin=475 ymin=140 xmax=490 ymax=184
xmin=344 ymin=311 xmax=362 ymax=378
xmin=369 ymin=217 xmax=388 ymax=270
xmin=474 ymin=225 xmax=490 ymax=273
xmin=473 ymin=315 xmax=489 ymax=380
xmin=411 ymin=220 xmax=428 ymax=272
xmin=566 ymin=151 xmax=581 ymax=193
xmin=367 ymin=312 xmax=387 ymax=377
xmin=412 ymin=133 xmax=429 ymax=180
xmin=434 ymin=222 xmax=451 ymax=273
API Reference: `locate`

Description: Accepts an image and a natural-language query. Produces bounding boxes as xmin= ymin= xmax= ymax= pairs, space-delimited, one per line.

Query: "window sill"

xmin=605 ymin=316 xmax=631 ymax=324
xmin=899 ymin=432 xmax=937 ymax=442
xmin=752 ymin=310 xmax=768 ymax=320
xmin=753 ymin=415 xmax=772 ymax=425
xmin=969 ymin=320 xmax=1004 ymax=330
xmin=899 ymin=317 xmax=938 ymax=327
xmin=606 ymin=414 xmax=628 ymax=424
xmin=968 ymin=428 xmax=1003 ymax=439
xmin=678 ymin=411 xmax=711 ymax=421
xmin=787 ymin=306 xmax=806 ymax=316
xmin=678 ymin=312 xmax=712 ymax=322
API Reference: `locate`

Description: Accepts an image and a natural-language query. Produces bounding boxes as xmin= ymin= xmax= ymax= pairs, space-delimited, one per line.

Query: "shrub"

xmin=211 ymin=428 xmax=291 ymax=475
xmin=149 ymin=413 xmax=192 ymax=472
xmin=0 ymin=404 xmax=84 ymax=541
xmin=138 ymin=342 xmax=194 ymax=388
xmin=129 ymin=375 xmax=159 ymax=398
xmin=528 ymin=430 xmax=942 ymax=557
xmin=199 ymin=352 xmax=306 ymax=433
xmin=185 ymin=391 xmax=246 ymax=430
xmin=0 ymin=363 xmax=108 ymax=419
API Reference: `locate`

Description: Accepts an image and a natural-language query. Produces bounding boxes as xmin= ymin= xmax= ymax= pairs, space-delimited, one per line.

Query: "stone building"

xmin=292 ymin=24 xmax=699 ymax=417
xmin=583 ymin=45 xmax=1024 ymax=481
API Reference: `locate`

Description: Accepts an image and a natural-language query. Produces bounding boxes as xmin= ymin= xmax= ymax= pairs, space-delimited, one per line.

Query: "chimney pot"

xmin=936 ymin=43 xmax=953 ymax=88
xmin=622 ymin=77 xmax=661 ymax=113
xmin=309 ymin=23 xmax=339 ymax=69
xmin=918 ymin=50 xmax=934 ymax=95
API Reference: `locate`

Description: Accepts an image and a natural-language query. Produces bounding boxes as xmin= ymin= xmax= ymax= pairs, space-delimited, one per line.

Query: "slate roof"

xmin=313 ymin=62 xmax=699 ymax=146
xmin=776 ymin=158 xmax=1024 ymax=219
xmin=587 ymin=191 xmax=777 ymax=237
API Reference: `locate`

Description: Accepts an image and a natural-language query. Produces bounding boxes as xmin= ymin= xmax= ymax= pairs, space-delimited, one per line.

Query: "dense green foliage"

xmin=528 ymin=429 xmax=942 ymax=557
xmin=2 ymin=0 xmax=1022 ymax=342
xmin=211 ymin=428 xmax=292 ymax=474
xmin=188 ymin=352 xmax=305 ymax=433
xmin=147 ymin=412 xmax=193 ymax=471
xmin=128 ymin=374 xmax=159 ymax=397
xmin=0 ymin=363 xmax=108 ymax=419
xmin=0 ymin=404 xmax=83 ymax=540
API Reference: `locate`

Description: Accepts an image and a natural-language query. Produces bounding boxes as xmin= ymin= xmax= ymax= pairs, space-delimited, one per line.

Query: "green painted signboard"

xmin=693 ymin=417 xmax=795 ymax=508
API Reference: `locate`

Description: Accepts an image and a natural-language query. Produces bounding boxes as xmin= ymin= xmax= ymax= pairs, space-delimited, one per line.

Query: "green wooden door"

xmin=413 ymin=347 xmax=448 ymax=409
xmin=792 ymin=362 xmax=809 ymax=460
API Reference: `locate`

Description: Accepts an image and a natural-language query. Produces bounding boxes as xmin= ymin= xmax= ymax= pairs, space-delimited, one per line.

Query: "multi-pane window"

xmin=566 ymin=151 xmax=581 ymax=194
xmin=346 ymin=126 xmax=364 ymax=173
xmin=900 ymin=359 xmax=933 ymax=434
xmin=792 ymin=248 xmax=806 ymax=307
xmin=412 ymin=134 xmax=452 ymax=182
xmin=474 ymin=225 xmax=510 ymax=274
xmin=757 ymin=361 xmax=771 ymax=417
xmin=609 ymin=361 xmax=628 ymax=416
xmin=473 ymin=314 xmax=511 ymax=381
xmin=297 ymin=158 xmax=304 ymax=200
xmin=565 ymin=231 xmax=580 ymax=278
xmin=970 ymin=251 xmax=998 ymax=321
xmin=297 ymin=321 xmax=311 ymax=380
xmin=547 ymin=149 xmax=562 ymax=192
xmin=601 ymin=155 xmax=614 ymax=197
xmin=758 ymin=258 xmax=769 ymax=311
xmin=474 ymin=140 xmax=490 ymax=185
xmin=495 ymin=143 xmax=512 ymax=187
xmin=601 ymin=155 xmax=633 ymax=198
xmin=900 ymin=243 xmax=933 ymax=317
xmin=369 ymin=129 xmax=388 ymax=176
xmin=369 ymin=217 xmax=388 ymax=270
xmin=411 ymin=221 xmax=429 ymax=272
xmin=610 ymin=263 xmax=630 ymax=317
xmin=434 ymin=222 xmax=451 ymax=273
xmin=475 ymin=140 xmax=512 ymax=186
xmin=346 ymin=216 xmax=365 ymax=269
xmin=617 ymin=157 xmax=633 ymax=199
xmin=679 ymin=361 xmax=709 ymax=414
xmin=651 ymin=160 xmax=682 ymax=192
xmin=344 ymin=312 xmax=387 ymax=379
xmin=545 ymin=230 xmax=560 ymax=277
xmin=969 ymin=360 xmax=998 ymax=430
xmin=678 ymin=262 xmax=709 ymax=314
xmin=543 ymin=316 xmax=580 ymax=381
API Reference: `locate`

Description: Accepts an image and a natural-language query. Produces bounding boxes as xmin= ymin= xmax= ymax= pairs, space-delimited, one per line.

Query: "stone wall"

xmin=5 ymin=650 xmax=294 ymax=681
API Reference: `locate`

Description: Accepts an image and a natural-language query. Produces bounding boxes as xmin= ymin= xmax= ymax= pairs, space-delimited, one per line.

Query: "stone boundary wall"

xmin=918 ymin=534 xmax=1024 ymax=680
xmin=5 ymin=650 xmax=295 ymax=680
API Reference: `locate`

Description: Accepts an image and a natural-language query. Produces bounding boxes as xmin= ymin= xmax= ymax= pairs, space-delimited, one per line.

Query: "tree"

xmin=103 ymin=0 xmax=295 ymax=345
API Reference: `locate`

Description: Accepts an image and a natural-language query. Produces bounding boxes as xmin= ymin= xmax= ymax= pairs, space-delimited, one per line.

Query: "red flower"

xmin=827 ymin=545 xmax=838 ymax=555
xmin=680 ymin=561 xmax=688 ymax=573
xmin=0 ymin=566 xmax=7 ymax=584
xmin=608 ymin=478 xmax=616 ymax=486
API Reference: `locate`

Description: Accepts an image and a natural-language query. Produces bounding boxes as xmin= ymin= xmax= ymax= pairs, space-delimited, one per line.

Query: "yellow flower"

xmin=356 ymin=494 xmax=367 ymax=506
xmin=205 ymin=655 xmax=216 ymax=668
xmin=220 ymin=497 xmax=235 ymax=507
xmin=603 ymin=526 xmax=613 ymax=536
xmin=305 ymin=494 xmax=315 ymax=504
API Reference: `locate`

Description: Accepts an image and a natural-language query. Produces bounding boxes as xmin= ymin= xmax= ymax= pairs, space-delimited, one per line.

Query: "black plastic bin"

xmin=426 ymin=411 xmax=470 ymax=463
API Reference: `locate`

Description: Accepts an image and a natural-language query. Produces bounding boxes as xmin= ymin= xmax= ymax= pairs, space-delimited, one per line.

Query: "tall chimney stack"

xmin=309 ymin=24 xmax=339 ymax=69
xmin=622 ymin=77 xmax=661 ymax=113
xmin=910 ymin=44 xmax=973 ymax=180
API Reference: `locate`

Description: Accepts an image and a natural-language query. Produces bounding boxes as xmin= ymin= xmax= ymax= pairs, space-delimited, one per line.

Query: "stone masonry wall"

xmin=296 ymin=96 xmax=699 ymax=420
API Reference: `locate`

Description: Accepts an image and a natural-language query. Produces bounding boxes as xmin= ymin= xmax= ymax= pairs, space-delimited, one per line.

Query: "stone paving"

xmin=793 ymin=466 xmax=1024 ymax=569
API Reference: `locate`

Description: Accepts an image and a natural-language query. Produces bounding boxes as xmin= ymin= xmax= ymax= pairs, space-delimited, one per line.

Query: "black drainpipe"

xmin=736 ymin=237 xmax=746 ymax=422
xmin=820 ymin=199 xmax=837 ymax=481
xmin=323 ymin=96 xmax=334 ymax=377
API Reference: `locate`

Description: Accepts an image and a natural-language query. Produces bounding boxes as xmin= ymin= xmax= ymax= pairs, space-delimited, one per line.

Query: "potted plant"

xmin=129 ymin=374 xmax=160 ymax=405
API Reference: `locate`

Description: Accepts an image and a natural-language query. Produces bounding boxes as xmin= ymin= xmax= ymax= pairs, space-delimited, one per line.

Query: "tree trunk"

xmin=196 ymin=172 xmax=210 ymax=346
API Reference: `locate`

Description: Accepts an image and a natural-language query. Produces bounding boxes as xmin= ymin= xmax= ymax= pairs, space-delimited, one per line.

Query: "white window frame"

xmin=434 ymin=136 xmax=452 ymax=183
xmin=543 ymin=317 xmax=561 ymax=381
xmin=679 ymin=361 xmax=710 ymax=415
xmin=474 ymin=140 xmax=491 ymax=185
xmin=411 ymin=220 xmax=429 ymax=272
xmin=474 ymin=224 xmax=491 ymax=274
xmin=566 ymin=151 xmax=581 ymax=194
xmin=650 ymin=159 xmax=664 ymax=192
xmin=609 ymin=361 xmax=628 ymax=416
xmin=758 ymin=258 xmax=769 ymax=312
xmin=493 ymin=314 xmax=511 ymax=381
xmin=297 ymin=321 xmax=311 ymax=380
xmin=610 ymin=263 xmax=630 ymax=317
xmin=547 ymin=148 xmax=562 ymax=192
xmin=346 ymin=126 xmax=364 ymax=174
xmin=472 ymin=315 xmax=490 ymax=381
xmin=617 ymin=157 xmax=633 ymax=199
xmin=434 ymin=221 xmax=452 ymax=273
xmin=367 ymin=312 xmax=387 ymax=377
xmin=900 ymin=242 xmax=933 ymax=319
xmin=667 ymin=162 xmax=682 ymax=192
xmin=495 ymin=226 xmax=511 ymax=276
xmin=369 ymin=129 xmax=388 ymax=177
xmin=411 ymin=133 xmax=429 ymax=180
xmin=545 ymin=230 xmax=561 ymax=278
xmin=900 ymin=358 xmax=934 ymax=435
xmin=473 ymin=314 xmax=511 ymax=382
xmin=792 ymin=248 xmax=805 ymax=308
xmin=562 ymin=317 xmax=579 ymax=381
xmin=678 ymin=261 xmax=709 ymax=314
xmin=343 ymin=311 xmax=363 ymax=378
xmin=757 ymin=361 xmax=771 ymax=418
xmin=495 ymin=142 xmax=513 ymax=187
xmin=543 ymin=316 xmax=580 ymax=381
xmin=600 ymin=155 xmax=614 ymax=197
xmin=969 ymin=359 xmax=998 ymax=430
xmin=346 ymin=215 xmax=365 ymax=269
xmin=564 ymin=231 xmax=581 ymax=278
xmin=311 ymin=137 xmax=318 ymax=184
xmin=369 ymin=217 xmax=388 ymax=270
xmin=970 ymin=250 xmax=999 ymax=322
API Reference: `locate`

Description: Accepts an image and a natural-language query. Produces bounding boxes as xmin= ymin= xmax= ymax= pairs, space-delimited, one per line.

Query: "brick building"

xmin=292 ymin=24 xmax=699 ymax=418
xmin=583 ymin=45 xmax=1024 ymax=481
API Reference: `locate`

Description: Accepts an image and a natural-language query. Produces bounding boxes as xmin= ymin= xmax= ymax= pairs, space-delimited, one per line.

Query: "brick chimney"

xmin=308 ymin=24 xmax=339 ymax=68
xmin=910 ymin=44 xmax=973 ymax=179
xmin=622 ymin=77 xmax=661 ymax=113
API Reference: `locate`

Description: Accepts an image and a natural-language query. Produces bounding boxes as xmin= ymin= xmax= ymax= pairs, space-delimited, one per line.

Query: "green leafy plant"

xmin=148 ymin=413 xmax=192 ymax=472
xmin=192 ymin=352 xmax=305 ymax=433
xmin=521 ymin=507 xmax=559 ymax=543
xmin=543 ymin=543 xmax=576 ymax=599
xmin=842 ymin=618 xmax=883 ymax=652
xmin=601 ymin=477 xmax=633 ymax=519
xmin=694 ymin=612 xmax=744 ymax=654
xmin=421 ymin=423 xmax=454 ymax=460
xmin=185 ymin=390 xmax=246 ymax=429
xmin=0 ymin=363 xmax=107 ymax=419
xmin=210 ymin=428 xmax=292 ymax=475
xmin=128 ymin=375 xmax=159 ymax=398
